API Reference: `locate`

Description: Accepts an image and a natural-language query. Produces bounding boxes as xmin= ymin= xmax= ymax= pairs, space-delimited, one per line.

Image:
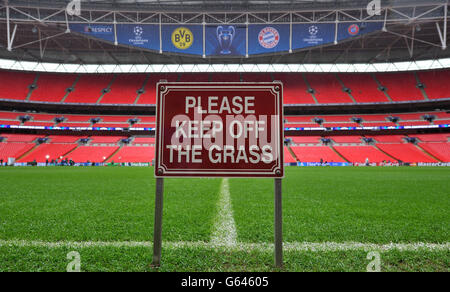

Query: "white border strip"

xmin=211 ymin=179 xmax=238 ymax=247
xmin=0 ymin=239 xmax=448 ymax=252
xmin=1 ymin=58 xmax=450 ymax=73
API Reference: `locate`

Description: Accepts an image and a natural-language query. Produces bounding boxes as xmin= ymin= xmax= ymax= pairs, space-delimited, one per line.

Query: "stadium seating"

xmin=1 ymin=71 xmax=450 ymax=105
xmin=333 ymin=146 xmax=393 ymax=163
xmin=89 ymin=136 xmax=127 ymax=144
xmin=99 ymin=74 xmax=147 ymax=104
xmin=375 ymin=73 xmax=424 ymax=101
xmin=338 ymin=74 xmax=388 ymax=103
xmin=272 ymin=74 xmax=315 ymax=104
xmin=376 ymin=143 xmax=437 ymax=163
xmin=0 ymin=142 xmax=35 ymax=161
xmin=107 ymin=146 xmax=155 ymax=163
xmin=179 ymin=73 xmax=210 ymax=82
xmin=288 ymin=136 xmax=322 ymax=144
xmin=210 ymin=73 xmax=241 ymax=82
xmin=418 ymin=143 xmax=450 ymax=162
xmin=284 ymin=147 xmax=297 ymax=163
xmin=137 ymin=73 xmax=178 ymax=104
xmin=242 ymin=73 xmax=273 ymax=82
xmin=29 ymin=73 xmax=76 ymax=102
xmin=305 ymin=74 xmax=353 ymax=104
xmin=291 ymin=146 xmax=346 ymax=162
xmin=330 ymin=136 xmax=363 ymax=143
xmin=67 ymin=146 xmax=119 ymax=163
xmin=0 ymin=71 xmax=35 ymax=100
xmin=410 ymin=134 xmax=448 ymax=142
xmin=47 ymin=135 xmax=87 ymax=143
xmin=367 ymin=135 xmax=406 ymax=143
xmin=133 ymin=137 xmax=155 ymax=144
xmin=65 ymin=74 xmax=114 ymax=103
xmin=0 ymin=134 xmax=44 ymax=143
xmin=417 ymin=70 xmax=450 ymax=100
xmin=18 ymin=144 xmax=77 ymax=163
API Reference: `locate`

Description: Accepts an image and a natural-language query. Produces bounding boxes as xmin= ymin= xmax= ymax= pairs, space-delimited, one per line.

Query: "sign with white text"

xmin=155 ymin=83 xmax=284 ymax=177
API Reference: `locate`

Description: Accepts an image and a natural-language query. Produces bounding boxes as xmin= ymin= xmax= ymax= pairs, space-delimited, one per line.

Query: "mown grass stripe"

xmin=210 ymin=178 xmax=237 ymax=247
xmin=0 ymin=240 xmax=448 ymax=252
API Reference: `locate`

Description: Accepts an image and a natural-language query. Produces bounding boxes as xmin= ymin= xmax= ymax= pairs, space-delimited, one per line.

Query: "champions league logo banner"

xmin=69 ymin=23 xmax=115 ymax=43
xmin=205 ymin=25 xmax=246 ymax=56
xmin=116 ymin=24 xmax=160 ymax=51
xmin=161 ymin=25 xmax=203 ymax=55
xmin=337 ymin=22 xmax=384 ymax=42
xmin=248 ymin=24 xmax=290 ymax=55
xmin=292 ymin=23 xmax=335 ymax=50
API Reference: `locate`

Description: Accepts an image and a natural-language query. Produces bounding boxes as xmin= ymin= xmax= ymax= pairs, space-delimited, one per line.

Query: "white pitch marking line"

xmin=210 ymin=178 xmax=238 ymax=247
xmin=0 ymin=240 xmax=448 ymax=252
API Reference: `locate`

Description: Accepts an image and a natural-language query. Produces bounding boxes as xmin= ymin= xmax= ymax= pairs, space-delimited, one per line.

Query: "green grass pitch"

xmin=0 ymin=166 xmax=448 ymax=272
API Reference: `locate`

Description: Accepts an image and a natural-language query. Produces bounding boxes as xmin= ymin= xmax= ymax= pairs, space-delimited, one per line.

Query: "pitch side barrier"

xmin=1 ymin=124 xmax=449 ymax=132
xmin=9 ymin=162 xmax=450 ymax=167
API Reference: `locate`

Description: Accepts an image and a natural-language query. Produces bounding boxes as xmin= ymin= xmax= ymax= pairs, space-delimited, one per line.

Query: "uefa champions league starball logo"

xmin=348 ymin=24 xmax=360 ymax=36
xmin=134 ymin=26 xmax=144 ymax=37
xmin=309 ymin=25 xmax=319 ymax=36
xmin=258 ymin=27 xmax=280 ymax=49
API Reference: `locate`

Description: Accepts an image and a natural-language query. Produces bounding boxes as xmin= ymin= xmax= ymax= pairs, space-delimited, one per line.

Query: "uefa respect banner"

xmin=205 ymin=25 xmax=246 ymax=57
xmin=248 ymin=24 xmax=290 ymax=55
xmin=161 ymin=25 xmax=203 ymax=55
xmin=69 ymin=23 xmax=115 ymax=43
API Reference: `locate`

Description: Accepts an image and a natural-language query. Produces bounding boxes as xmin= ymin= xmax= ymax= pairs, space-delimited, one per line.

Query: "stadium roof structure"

xmin=0 ymin=0 xmax=448 ymax=68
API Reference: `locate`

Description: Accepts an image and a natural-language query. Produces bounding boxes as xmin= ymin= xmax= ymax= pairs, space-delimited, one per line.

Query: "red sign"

xmin=155 ymin=83 xmax=284 ymax=178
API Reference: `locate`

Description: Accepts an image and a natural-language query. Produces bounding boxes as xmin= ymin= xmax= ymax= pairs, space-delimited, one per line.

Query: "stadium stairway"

xmin=373 ymin=144 xmax=399 ymax=161
xmin=329 ymin=145 xmax=350 ymax=163
xmin=103 ymin=145 xmax=123 ymax=163
xmin=15 ymin=143 xmax=40 ymax=162
xmin=414 ymin=144 xmax=443 ymax=162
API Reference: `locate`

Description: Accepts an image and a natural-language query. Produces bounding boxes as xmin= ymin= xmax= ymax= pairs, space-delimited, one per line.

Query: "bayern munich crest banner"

xmin=70 ymin=22 xmax=384 ymax=57
xmin=248 ymin=24 xmax=290 ymax=55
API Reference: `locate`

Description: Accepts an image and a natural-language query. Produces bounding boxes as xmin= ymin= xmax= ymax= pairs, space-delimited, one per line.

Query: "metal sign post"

xmin=152 ymin=177 xmax=164 ymax=267
xmin=274 ymin=178 xmax=283 ymax=268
